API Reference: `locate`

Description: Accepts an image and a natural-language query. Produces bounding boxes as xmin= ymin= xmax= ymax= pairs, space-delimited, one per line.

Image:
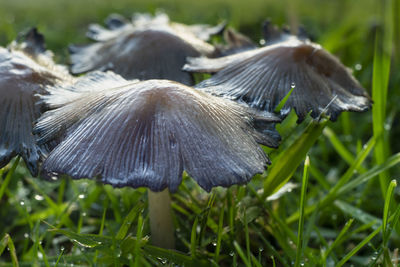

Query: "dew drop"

xmin=24 ymin=233 xmax=29 ymax=239
xmin=291 ymin=83 xmax=296 ymax=89
xmin=157 ymin=257 xmax=168 ymax=265
xmin=78 ymin=194 xmax=85 ymax=199
xmin=355 ymin=63 xmax=362 ymax=71
xmin=212 ymin=241 xmax=217 ymax=247
xmin=50 ymin=172 xmax=59 ymax=181
xmin=229 ymin=251 xmax=234 ymax=257
xmin=20 ymin=201 xmax=25 ymax=206
xmin=34 ymin=195 xmax=44 ymax=201
xmin=259 ymin=39 xmax=266 ymax=45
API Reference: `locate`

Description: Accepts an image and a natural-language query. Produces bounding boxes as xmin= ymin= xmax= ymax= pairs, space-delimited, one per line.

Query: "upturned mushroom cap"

xmin=69 ymin=12 xmax=224 ymax=85
xmin=0 ymin=28 xmax=71 ymax=175
xmin=34 ymin=72 xmax=280 ymax=192
xmin=184 ymin=31 xmax=371 ymax=122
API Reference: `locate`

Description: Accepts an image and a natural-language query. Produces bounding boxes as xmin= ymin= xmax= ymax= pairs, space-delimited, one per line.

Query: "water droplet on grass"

xmin=34 ymin=195 xmax=44 ymax=201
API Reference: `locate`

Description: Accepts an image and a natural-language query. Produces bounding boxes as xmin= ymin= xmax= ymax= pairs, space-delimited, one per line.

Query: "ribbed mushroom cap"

xmin=34 ymin=72 xmax=280 ymax=192
xmin=70 ymin=12 xmax=223 ymax=85
xmin=0 ymin=28 xmax=71 ymax=176
xmin=184 ymin=35 xmax=371 ymax=122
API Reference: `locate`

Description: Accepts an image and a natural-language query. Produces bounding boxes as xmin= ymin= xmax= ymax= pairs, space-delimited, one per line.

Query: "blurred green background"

xmin=0 ymin=0 xmax=399 ymax=266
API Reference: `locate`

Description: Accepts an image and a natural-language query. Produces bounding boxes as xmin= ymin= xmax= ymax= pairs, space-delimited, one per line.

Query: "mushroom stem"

xmin=148 ymin=189 xmax=175 ymax=249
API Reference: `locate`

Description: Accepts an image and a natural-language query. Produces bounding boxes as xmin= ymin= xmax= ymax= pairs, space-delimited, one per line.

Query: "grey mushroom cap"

xmin=183 ymin=35 xmax=372 ymax=122
xmin=69 ymin=12 xmax=224 ymax=85
xmin=0 ymin=28 xmax=71 ymax=176
xmin=34 ymin=72 xmax=280 ymax=192
xmin=215 ymin=28 xmax=258 ymax=56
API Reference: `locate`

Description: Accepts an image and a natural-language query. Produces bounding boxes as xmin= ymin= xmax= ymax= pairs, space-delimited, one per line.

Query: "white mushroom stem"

xmin=148 ymin=189 xmax=175 ymax=249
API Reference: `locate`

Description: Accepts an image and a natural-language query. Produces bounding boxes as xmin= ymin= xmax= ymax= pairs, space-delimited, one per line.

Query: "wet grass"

xmin=0 ymin=0 xmax=399 ymax=266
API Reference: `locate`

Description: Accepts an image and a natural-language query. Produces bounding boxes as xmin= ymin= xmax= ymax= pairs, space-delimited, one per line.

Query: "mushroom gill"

xmin=184 ymin=27 xmax=371 ymax=122
xmin=0 ymin=28 xmax=71 ymax=176
xmin=69 ymin=12 xmax=224 ymax=85
xmin=34 ymin=72 xmax=280 ymax=192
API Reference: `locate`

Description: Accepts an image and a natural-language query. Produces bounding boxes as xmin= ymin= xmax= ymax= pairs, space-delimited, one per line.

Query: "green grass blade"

xmin=336 ymin=227 xmax=381 ymax=267
xmin=286 ymin=137 xmax=376 ymax=224
xmin=382 ymin=180 xmax=397 ymax=266
xmin=214 ymin=203 xmax=224 ymax=262
xmin=382 ymin=179 xmax=397 ymax=239
xmin=250 ymin=253 xmax=263 ymax=267
xmin=0 ymin=234 xmax=9 ymax=256
xmin=321 ymin=219 xmax=354 ymax=263
xmin=0 ymin=157 xmax=20 ymax=201
xmin=323 ymin=127 xmax=366 ymax=172
xmin=244 ymin=210 xmax=251 ymax=266
xmin=337 ymin=153 xmax=400 ymax=196
xmin=2 ymin=234 xmax=19 ymax=267
xmin=337 ymin=203 xmax=400 ymax=267
xmin=38 ymin=242 xmax=50 ymax=267
xmin=294 ymin=156 xmax=310 ymax=267
xmin=54 ymin=246 xmax=65 ymax=267
xmin=198 ymin=193 xmax=216 ymax=246
xmin=48 ymin=228 xmax=114 ymax=250
xmin=143 ymin=244 xmax=210 ymax=267
xmin=274 ymin=84 xmax=295 ymax=113
xmin=116 ymin=201 xmax=144 ymax=239
xmin=133 ymin=214 xmax=144 ymax=267
xmin=334 ymin=200 xmax=380 ymax=230
xmin=372 ymin=0 xmax=393 ymax=197
xmin=190 ymin=216 xmax=198 ymax=258
xmin=233 ymin=240 xmax=252 ymax=267
xmin=263 ymin=119 xmax=327 ymax=197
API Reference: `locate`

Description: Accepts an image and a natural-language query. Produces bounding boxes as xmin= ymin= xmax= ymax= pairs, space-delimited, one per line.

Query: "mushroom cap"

xmin=70 ymin=12 xmax=223 ymax=85
xmin=215 ymin=28 xmax=258 ymax=56
xmin=34 ymin=72 xmax=280 ymax=192
xmin=0 ymin=28 xmax=71 ymax=175
xmin=183 ymin=35 xmax=371 ymax=122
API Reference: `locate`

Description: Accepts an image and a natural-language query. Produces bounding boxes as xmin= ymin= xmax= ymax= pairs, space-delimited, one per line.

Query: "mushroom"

xmin=0 ymin=28 xmax=71 ymax=176
xmin=34 ymin=71 xmax=280 ymax=248
xmin=183 ymin=24 xmax=372 ymax=122
xmin=69 ymin=12 xmax=224 ymax=85
xmin=215 ymin=28 xmax=258 ymax=56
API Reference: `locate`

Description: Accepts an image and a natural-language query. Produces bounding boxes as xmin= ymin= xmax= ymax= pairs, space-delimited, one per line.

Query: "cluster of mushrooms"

xmin=0 ymin=12 xmax=371 ymax=249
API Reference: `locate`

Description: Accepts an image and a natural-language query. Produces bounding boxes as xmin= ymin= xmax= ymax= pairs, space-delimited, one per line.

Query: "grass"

xmin=0 ymin=0 xmax=399 ymax=266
